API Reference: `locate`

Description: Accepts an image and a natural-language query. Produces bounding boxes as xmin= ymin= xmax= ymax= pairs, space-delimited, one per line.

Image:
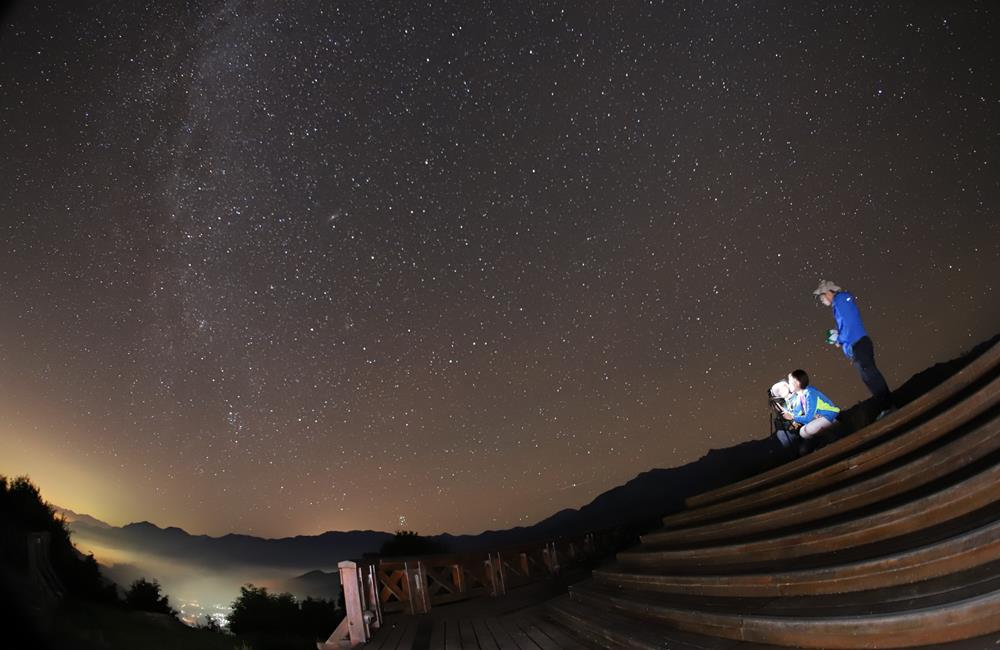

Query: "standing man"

xmin=813 ymin=280 xmax=894 ymax=414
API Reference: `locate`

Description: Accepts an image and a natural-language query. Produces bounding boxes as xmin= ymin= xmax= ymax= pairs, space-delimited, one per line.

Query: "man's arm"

xmin=834 ymin=299 xmax=850 ymax=346
xmin=835 ymin=293 xmax=863 ymax=347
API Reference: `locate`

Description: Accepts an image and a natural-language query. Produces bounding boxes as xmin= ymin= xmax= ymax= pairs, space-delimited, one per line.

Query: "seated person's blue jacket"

xmin=791 ymin=387 xmax=841 ymax=425
xmin=833 ymin=291 xmax=868 ymax=359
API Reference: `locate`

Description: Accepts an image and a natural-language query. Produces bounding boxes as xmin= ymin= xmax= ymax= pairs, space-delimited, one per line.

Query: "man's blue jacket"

xmin=833 ymin=291 xmax=868 ymax=359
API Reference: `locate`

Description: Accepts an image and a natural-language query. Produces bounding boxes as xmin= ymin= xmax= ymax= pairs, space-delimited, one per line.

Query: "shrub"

xmin=229 ymin=584 xmax=341 ymax=650
xmin=125 ymin=578 xmax=176 ymax=616
xmin=378 ymin=530 xmax=448 ymax=556
xmin=0 ymin=474 xmax=117 ymax=602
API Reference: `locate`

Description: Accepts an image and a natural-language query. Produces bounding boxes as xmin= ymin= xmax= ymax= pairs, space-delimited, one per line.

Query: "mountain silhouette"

xmin=265 ymin=569 xmax=341 ymax=601
xmin=65 ymin=334 xmax=997 ymax=566
xmin=69 ymin=520 xmax=394 ymax=570
xmin=53 ymin=506 xmax=112 ymax=530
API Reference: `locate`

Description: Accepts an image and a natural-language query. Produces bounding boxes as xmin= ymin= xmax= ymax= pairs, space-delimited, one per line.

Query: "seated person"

xmin=783 ymin=369 xmax=841 ymax=439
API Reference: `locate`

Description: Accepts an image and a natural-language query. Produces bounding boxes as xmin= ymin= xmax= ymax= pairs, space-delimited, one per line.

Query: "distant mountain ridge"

xmin=69 ymin=519 xmax=394 ymax=570
xmin=268 ymin=569 xmax=341 ymax=601
xmin=64 ymin=334 xmax=998 ymax=567
xmin=63 ymin=437 xmax=782 ymax=567
xmin=54 ymin=506 xmax=112 ymax=529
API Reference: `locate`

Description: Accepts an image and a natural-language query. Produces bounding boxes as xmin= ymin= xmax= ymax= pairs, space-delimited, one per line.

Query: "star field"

xmin=1 ymin=1 xmax=998 ymax=537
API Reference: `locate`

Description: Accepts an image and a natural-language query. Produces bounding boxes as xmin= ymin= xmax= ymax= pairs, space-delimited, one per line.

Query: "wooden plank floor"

xmin=370 ymin=610 xmax=596 ymax=649
xmin=365 ymin=569 xmax=599 ymax=649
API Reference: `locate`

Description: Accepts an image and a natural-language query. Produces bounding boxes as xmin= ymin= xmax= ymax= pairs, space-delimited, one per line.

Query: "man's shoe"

xmin=876 ymin=407 xmax=897 ymax=421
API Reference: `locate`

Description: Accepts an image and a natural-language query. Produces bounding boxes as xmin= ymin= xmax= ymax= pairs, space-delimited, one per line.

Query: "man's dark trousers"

xmin=851 ymin=336 xmax=891 ymax=407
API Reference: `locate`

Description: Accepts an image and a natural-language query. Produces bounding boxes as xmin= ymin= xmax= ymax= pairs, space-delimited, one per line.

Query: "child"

xmin=783 ymin=369 xmax=841 ymax=439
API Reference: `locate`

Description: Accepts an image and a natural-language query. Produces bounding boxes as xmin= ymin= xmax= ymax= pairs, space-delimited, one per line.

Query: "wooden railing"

xmin=319 ymin=530 xmax=621 ymax=648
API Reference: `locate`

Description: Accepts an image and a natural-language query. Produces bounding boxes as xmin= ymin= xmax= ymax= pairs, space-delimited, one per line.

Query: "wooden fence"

xmin=319 ymin=530 xmax=621 ymax=648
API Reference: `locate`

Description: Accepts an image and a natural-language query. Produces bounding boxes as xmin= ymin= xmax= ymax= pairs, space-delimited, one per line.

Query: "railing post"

xmin=543 ymin=542 xmax=561 ymax=575
xmin=520 ymin=552 xmax=530 ymax=577
xmin=364 ymin=562 xmax=383 ymax=630
xmin=486 ymin=552 xmax=506 ymax=597
xmin=452 ymin=563 xmax=465 ymax=597
xmin=404 ymin=560 xmax=430 ymax=614
xmin=320 ymin=560 xmax=372 ymax=648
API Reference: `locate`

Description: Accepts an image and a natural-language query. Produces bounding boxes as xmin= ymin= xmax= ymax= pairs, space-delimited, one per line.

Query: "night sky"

xmin=1 ymin=1 xmax=998 ymax=538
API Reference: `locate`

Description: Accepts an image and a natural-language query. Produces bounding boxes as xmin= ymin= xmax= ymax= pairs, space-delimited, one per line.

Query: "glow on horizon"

xmin=1 ymin=424 xmax=129 ymax=527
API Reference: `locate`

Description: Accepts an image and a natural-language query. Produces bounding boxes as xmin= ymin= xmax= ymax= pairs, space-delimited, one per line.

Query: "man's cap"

xmin=813 ymin=279 xmax=842 ymax=295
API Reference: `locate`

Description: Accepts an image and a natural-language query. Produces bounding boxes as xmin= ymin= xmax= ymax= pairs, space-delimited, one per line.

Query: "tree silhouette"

xmin=125 ymin=578 xmax=176 ymax=616
xmin=0 ymin=474 xmax=117 ymax=602
xmin=378 ymin=530 xmax=449 ymax=557
xmin=299 ymin=597 xmax=340 ymax=642
xmin=229 ymin=584 xmax=341 ymax=650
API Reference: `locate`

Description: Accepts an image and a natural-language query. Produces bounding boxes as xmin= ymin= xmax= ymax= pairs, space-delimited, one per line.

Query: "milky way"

xmin=1 ymin=1 xmax=998 ymax=537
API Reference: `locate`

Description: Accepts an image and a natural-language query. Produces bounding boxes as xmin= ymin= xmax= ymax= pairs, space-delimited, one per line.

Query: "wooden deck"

xmin=358 ymin=569 xmax=599 ymax=649
xmin=367 ymin=609 xmax=595 ymax=650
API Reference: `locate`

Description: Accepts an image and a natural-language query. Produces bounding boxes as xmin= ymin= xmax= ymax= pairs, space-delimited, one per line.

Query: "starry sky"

xmin=1 ymin=1 xmax=998 ymax=538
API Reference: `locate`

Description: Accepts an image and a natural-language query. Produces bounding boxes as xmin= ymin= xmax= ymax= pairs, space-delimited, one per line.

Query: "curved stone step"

xmin=595 ymin=516 xmax=1000 ymax=597
xmin=547 ymin=592 xmax=1000 ymax=649
xmin=618 ymin=456 xmax=1000 ymax=570
xmin=579 ymin=562 xmax=1000 ymax=616
xmin=568 ymin=578 xmax=1000 ymax=649
xmin=645 ymin=410 xmax=1000 ymax=546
